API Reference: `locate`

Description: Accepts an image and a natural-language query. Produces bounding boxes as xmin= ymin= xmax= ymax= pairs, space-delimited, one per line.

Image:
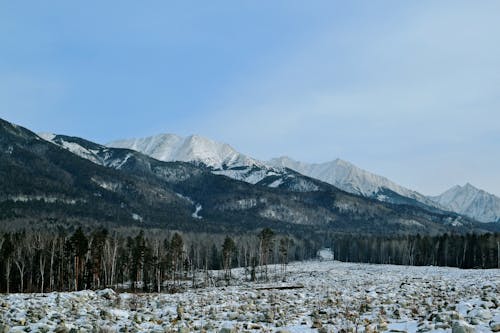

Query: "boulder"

xmin=451 ymin=320 xmax=475 ymax=333
xmin=490 ymin=321 xmax=500 ymax=332
xmin=219 ymin=327 xmax=235 ymax=333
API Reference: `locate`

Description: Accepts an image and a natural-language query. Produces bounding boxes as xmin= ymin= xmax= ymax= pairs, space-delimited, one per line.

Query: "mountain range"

xmin=3 ymin=117 xmax=492 ymax=238
xmin=108 ymin=134 xmax=500 ymax=223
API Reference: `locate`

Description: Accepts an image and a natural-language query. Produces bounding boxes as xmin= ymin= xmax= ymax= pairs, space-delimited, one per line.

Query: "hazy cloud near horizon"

xmin=1 ymin=1 xmax=499 ymax=196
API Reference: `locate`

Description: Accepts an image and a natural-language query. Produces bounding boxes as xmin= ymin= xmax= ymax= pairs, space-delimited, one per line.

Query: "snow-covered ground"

xmin=0 ymin=261 xmax=499 ymax=332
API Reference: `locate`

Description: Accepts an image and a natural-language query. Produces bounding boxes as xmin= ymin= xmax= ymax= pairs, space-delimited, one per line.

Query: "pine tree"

xmin=70 ymin=227 xmax=88 ymax=291
xmin=279 ymin=237 xmax=290 ymax=280
xmin=258 ymin=228 xmax=274 ymax=281
xmin=170 ymin=233 xmax=184 ymax=285
xmin=222 ymin=236 xmax=236 ymax=282
xmin=2 ymin=233 xmax=14 ymax=293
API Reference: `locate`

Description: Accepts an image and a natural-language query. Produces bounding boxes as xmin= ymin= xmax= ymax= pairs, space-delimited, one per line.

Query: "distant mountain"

xmin=108 ymin=134 xmax=262 ymax=170
xmin=268 ymin=156 xmax=440 ymax=210
xmin=2 ymin=122 xmax=199 ymax=231
xmin=104 ymin=134 xmax=500 ymax=224
xmin=430 ymin=183 xmax=500 ymax=223
xmin=107 ymin=134 xmax=325 ymax=191
xmin=108 ymin=134 xmax=282 ymax=185
xmin=0 ymin=118 xmax=479 ymax=235
xmin=107 ymin=135 xmax=437 ymax=207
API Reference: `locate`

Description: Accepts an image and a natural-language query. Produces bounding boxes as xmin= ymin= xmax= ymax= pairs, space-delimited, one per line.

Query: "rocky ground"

xmin=0 ymin=261 xmax=499 ymax=332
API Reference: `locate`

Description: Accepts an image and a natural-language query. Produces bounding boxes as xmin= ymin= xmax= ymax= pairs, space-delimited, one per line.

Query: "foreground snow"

xmin=1 ymin=261 xmax=499 ymax=332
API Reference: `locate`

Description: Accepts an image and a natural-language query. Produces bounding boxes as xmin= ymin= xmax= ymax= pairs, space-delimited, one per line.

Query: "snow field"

xmin=0 ymin=261 xmax=499 ymax=332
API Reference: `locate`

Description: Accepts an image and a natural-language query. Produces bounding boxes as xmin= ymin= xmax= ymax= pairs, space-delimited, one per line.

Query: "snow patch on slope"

xmin=213 ymin=167 xmax=280 ymax=184
xmin=91 ymin=177 xmax=121 ymax=192
xmin=132 ymin=213 xmax=143 ymax=222
xmin=268 ymin=179 xmax=284 ymax=188
xmin=39 ymin=133 xmax=105 ymax=165
xmin=3 ymin=195 xmax=81 ymax=205
xmin=108 ymin=153 xmax=133 ymax=170
xmin=38 ymin=132 xmax=56 ymax=142
xmin=192 ymin=204 xmax=202 ymax=219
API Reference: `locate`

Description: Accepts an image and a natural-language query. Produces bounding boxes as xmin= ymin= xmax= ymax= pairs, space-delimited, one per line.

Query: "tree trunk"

xmin=74 ymin=256 xmax=79 ymax=291
xmin=40 ymin=256 xmax=46 ymax=293
xmin=5 ymin=258 xmax=11 ymax=294
xmin=14 ymin=261 xmax=24 ymax=293
xmin=111 ymin=239 xmax=117 ymax=287
xmin=49 ymin=239 xmax=56 ymax=292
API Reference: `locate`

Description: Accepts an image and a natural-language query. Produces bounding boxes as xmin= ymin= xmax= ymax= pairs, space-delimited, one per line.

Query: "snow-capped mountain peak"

xmin=107 ymin=135 xmax=327 ymax=190
xmin=108 ymin=134 xmax=263 ymax=170
xmin=269 ymin=156 xmax=429 ymax=199
xmin=39 ymin=129 xmax=500 ymax=223
xmin=430 ymin=183 xmax=500 ymax=222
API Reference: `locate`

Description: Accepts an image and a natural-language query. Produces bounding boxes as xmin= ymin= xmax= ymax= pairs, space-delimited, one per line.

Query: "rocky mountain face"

xmin=270 ymin=157 xmax=500 ymax=223
xmin=1 ymin=117 xmax=486 ymax=235
xmin=107 ymin=134 xmax=302 ymax=189
xmin=107 ymin=135 xmax=439 ymax=208
xmin=108 ymin=133 xmax=500 ymax=223
xmin=430 ymin=183 xmax=500 ymax=223
xmin=108 ymin=134 xmax=263 ymax=170
xmin=268 ymin=156 xmax=441 ymax=210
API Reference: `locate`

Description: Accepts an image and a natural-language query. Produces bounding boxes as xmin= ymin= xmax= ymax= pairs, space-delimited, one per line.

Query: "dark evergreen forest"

xmin=1 ymin=227 xmax=498 ymax=294
xmin=331 ymin=232 xmax=500 ymax=269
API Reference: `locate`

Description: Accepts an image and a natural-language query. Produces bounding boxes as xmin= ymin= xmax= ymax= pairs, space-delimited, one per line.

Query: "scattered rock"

xmin=219 ymin=328 xmax=235 ymax=333
xmin=468 ymin=307 xmax=492 ymax=321
xmin=97 ymin=288 xmax=116 ymax=300
xmin=99 ymin=327 xmax=117 ymax=333
xmin=452 ymin=320 xmax=475 ymax=333
xmin=265 ymin=308 xmax=275 ymax=323
xmin=176 ymin=304 xmax=184 ymax=320
xmin=0 ymin=262 xmax=497 ymax=333
xmin=490 ymin=321 xmax=500 ymax=332
xmin=54 ymin=325 xmax=69 ymax=333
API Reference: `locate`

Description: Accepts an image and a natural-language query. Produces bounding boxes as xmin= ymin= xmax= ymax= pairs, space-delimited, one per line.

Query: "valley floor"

xmin=0 ymin=261 xmax=499 ymax=332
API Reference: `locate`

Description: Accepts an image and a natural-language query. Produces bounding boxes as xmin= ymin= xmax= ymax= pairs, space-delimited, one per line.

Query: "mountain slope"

xmin=106 ymin=133 xmax=500 ymax=224
xmin=1 ymin=121 xmax=199 ymax=230
xmin=107 ymin=134 xmax=326 ymax=192
xmin=107 ymin=135 xmax=440 ymax=207
xmin=106 ymin=134 xmax=500 ymax=224
xmin=430 ymin=183 xmax=500 ymax=223
xmin=11 ymin=121 xmax=486 ymax=235
xmin=268 ymin=156 xmax=440 ymax=209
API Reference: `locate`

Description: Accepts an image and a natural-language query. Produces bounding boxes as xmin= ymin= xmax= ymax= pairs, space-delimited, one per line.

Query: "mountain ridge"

xmin=0 ymin=117 xmax=482 ymax=235
xmin=108 ymin=134 xmax=264 ymax=170
xmin=104 ymin=133 xmax=499 ymax=223
xmin=268 ymin=156 xmax=439 ymax=207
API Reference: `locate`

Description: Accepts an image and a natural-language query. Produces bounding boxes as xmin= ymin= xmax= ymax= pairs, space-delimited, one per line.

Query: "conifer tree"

xmin=222 ymin=236 xmax=236 ymax=282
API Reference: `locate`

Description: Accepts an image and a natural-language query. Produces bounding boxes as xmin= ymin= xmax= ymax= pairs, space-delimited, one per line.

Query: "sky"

xmin=1 ymin=1 xmax=499 ymax=196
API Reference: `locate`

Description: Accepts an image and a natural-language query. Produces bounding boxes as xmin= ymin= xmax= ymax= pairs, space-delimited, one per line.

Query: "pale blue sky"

xmin=1 ymin=1 xmax=499 ymax=196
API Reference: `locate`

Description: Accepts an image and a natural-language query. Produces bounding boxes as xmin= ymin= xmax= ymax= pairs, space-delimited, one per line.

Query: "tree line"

xmin=1 ymin=227 xmax=498 ymax=294
xmin=0 ymin=227 xmax=314 ymax=294
xmin=331 ymin=232 xmax=500 ymax=269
